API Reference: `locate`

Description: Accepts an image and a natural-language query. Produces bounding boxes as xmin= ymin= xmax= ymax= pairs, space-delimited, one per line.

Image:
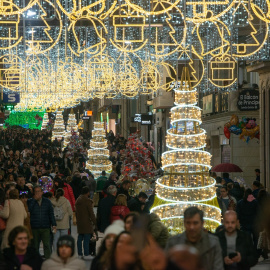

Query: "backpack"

xmin=54 ymin=205 xmax=64 ymax=221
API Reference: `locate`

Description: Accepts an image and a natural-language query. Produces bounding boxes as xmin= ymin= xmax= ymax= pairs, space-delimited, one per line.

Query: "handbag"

xmin=0 ymin=217 xmax=6 ymax=231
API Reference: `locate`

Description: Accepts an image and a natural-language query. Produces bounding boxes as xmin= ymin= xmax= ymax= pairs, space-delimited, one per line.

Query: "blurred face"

xmin=224 ymin=213 xmax=238 ymax=235
xmin=17 ymin=177 xmax=25 ymax=187
xmin=58 ymin=245 xmax=72 ymax=260
xmin=184 ymin=214 xmax=203 ymax=243
xmin=125 ymin=216 xmax=134 ymax=232
xmin=139 ymin=197 xmax=147 ymax=203
xmin=124 ymin=183 xmax=131 ymax=191
xmin=37 ymin=171 xmax=42 ymax=178
xmin=220 ymin=188 xmax=228 ymax=198
xmin=34 ymin=188 xmax=43 ymax=200
xmin=115 ymin=234 xmax=137 ymax=267
xmin=105 ymin=234 xmax=116 ymax=250
xmin=13 ymin=232 xmax=29 ymax=253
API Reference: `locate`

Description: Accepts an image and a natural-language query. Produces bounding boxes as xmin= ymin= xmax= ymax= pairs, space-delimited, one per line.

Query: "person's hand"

xmin=52 ymin=226 xmax=57 ymax=233
xmin=232 ymin=252 xmax=241 ymax=263
xmin=224 ymin=256 xmax=234 ymax=265
xmin=140 ymin=234 xmax=167 ymax=270
xmin=20 ymin=264 xmax=33 ymax=270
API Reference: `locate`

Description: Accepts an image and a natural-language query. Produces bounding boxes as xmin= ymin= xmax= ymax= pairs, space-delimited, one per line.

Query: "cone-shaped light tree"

xmin=151 ymin=67 xmax=221 ymax=234
xmin=86 ymin=122 xmax=112 ymax=178
xmin=41 ymin=112 xmax=49 ymax=130
xmin=63 ymin=109 xmax=78 ymax=149
xmin=51 ymin=109 xmax=65 ymax=141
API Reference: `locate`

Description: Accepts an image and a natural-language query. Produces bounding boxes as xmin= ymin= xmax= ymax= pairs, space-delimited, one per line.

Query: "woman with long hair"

xmin=50 ymin=188 xmax=73 ymax=251
xmin=104 ymin=231 xmax=143 ymax=270
xmin=0 ymin=189 xmax=27 ymax=249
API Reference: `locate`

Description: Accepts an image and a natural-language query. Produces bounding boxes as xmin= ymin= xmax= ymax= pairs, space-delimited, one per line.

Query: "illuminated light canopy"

xmin=151 ymin=67 xmax=221 ymax=234
xmin=86 ymin=122 xmax=112 ymax=178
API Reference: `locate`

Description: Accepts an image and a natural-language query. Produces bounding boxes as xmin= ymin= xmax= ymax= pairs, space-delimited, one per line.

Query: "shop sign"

xmin=141 ymin=114 xmax=153 ymax=125
xmin=237 ymin=89 xmax=259 ymax=111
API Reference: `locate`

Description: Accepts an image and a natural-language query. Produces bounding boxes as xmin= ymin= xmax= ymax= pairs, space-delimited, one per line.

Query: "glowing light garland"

xmin=86 ymin=122 xmax=112 ymax=178
xmin=151 ymin=67 xmax=221 ymax=234
xmin=63 ymin=111 xmax=78 ymax=149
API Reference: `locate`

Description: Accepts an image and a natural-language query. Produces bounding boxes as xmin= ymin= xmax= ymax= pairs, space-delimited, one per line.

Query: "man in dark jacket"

xmin=27 ymin=185 xmax=56 ymax=259
xmin=128 ymin=192 xmax=148 ymax=213
xmin=216 ymin=210 xmax=257 ymax=270
xmin=16 ymin=175 xmax=32 ymax=198
xmin=97 ymin=185 xmax=117 ymax=232
xmin=166 ymin=207 xmax=224 ymax=270
xmin=117 ymin=180 xmax=131 ymax=201
xmin=252 ymin=181 xmax=261 ymax=199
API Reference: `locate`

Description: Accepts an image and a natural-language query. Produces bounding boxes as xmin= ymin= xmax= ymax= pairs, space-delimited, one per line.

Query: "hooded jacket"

xmin=41 ymin=253 xmax=87 ymax=270
xmin=51 ymin=196 xmax=73 ymax=230
xmin=75 ymin=194 xmax=96 ymax=234
xmin=147 ymin=213 xmax=169 ymax=248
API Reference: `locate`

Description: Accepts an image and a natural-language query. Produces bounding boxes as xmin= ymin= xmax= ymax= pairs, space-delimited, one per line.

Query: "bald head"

xmin=223 ymin=210 xmax=238 ymax=235
xmin=224 ymin=210 xmax=237 ymax=220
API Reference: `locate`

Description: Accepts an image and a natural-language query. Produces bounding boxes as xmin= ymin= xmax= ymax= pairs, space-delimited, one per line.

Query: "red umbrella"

xmin=211 ymin=163 xmax=243 ymax=172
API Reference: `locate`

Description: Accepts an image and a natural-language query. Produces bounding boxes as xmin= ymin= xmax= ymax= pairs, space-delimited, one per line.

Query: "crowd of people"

xmin=0 ymin=127 xmax=269 ymax=270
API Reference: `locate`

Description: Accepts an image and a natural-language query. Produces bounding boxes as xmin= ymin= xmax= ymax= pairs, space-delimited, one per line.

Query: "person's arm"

xmin=0 ymin=200 xmax=9 ymax=219
xmin=67 ymin=200 xmax=73 ymax=218
xmin=87 ymin=200 xmax=96 ymax=226
xmin=212 ymin=238 xmax=225 ymax=270
xmin=48 ymin=200 xmax=57 ymax=227
xmin=67 ymin=184 xmax=76 ymax=211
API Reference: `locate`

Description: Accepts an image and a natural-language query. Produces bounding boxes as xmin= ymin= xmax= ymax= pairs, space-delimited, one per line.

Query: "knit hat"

xmin=104 ymin=220 xmax=125 ymax=238
xmin=57 ymin=235 xmax=75 ymax=256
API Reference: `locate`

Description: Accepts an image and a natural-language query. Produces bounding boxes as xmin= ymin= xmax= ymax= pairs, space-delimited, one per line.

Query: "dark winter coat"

xmin=97 ymin=195 xmax=115 ymax=232
xmin=70 ymin=175 xmax=83 ymax=200
xmin=75 ymin=194 xmax=96 ymax=234
xmin=110 ymin=205 xmax=130 ymax=223
xmin=216 ymin=229 xmax=258 ymax=270
xmin=147 ymin=213 xmax=169 ymax=248
xmin=236 ymin=199 xmax=258 ymax=231
xmin=127 ymin=197 xmax=144 ymax=213
xmin=117 ymin=187 xmax=131 ymax=201
xmin=27 ymin=197 xmax=56 ymax=229
xmin=0 ymin=246 xmax=43 ymax=270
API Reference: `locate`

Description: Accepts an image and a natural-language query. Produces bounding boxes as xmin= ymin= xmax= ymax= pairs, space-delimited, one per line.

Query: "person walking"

xmin=0 ymin=189 xmax=27 ymax=249
xmin=220 ymin=186 xmax=237 ymax=211
xmin=166 ymin=206 xmax=224 ymax=270
xmin=75 ymin=186 xmax=96 ymax=260
xmin=51 ymin=188 xmax=73 ymax=251
xmin=97 ymin=185 xmax=117 ymax=233
xmin=216 ymin=210 xmax=258 ymax=270
xmin=41 ymin=235 xmax=87 ymax=270
xmin=27 ymin=185 xmax=57 ymax=259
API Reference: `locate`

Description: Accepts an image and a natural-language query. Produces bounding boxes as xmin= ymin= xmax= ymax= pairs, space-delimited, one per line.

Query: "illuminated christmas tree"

xmin=86 ymin=122 xmax=112 ymax=178
xmin=151 ymin=67 xmax=221 ymax=234
xmin=51 ymin=109 xmax=65 ymax=141
xmin=41 ymin=113 xmax=49 ymax=130
xmin=63 ymin=110 xmax=78 ymax=149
